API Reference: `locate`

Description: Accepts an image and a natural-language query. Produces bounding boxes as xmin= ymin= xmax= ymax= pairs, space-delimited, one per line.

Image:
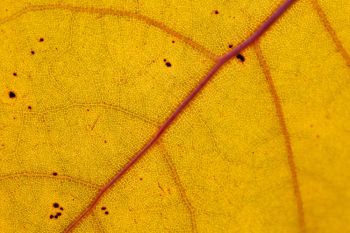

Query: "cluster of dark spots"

xmin=8 ymin=91 xmax=16 ymax=98
xmin=39 ymin=38 xmax=44 ymax=42
xmin=101 ymin=206 xmax=109 ymax=215
xmin=163 ymin=59 xmax=172 ymax=67
xmin=213 ymin=10 xmax=219 ymax=15
xmin=50 ymin=202 xmax=63 ymax=219
xmin=236 ymin=53 xmax=245 ymax=62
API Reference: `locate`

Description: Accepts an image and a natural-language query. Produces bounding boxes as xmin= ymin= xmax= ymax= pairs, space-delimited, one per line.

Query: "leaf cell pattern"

xmin=0 ymin=0 xmax=349 ymax=232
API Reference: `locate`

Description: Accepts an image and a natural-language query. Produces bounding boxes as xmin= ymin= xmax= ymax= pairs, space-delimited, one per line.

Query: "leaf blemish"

xmin=163 ymin=59 xmax=172 ymax=67
xmin=39 ymin=38 xmax=44 ymax=42
xmin=52 ymin=172 xmax=58 ymax=176
xmin=213 ymin=10 xmax=219 ymax=15
xmin=236 ymin=53 xmax=245 ymax=62
xmin=8 ymin=91 xmax=16 ymax=98
xmin=30 ymin=50 xmax=35 ymax=55
xmin=13 ymin=72 xmax=17 ymax=77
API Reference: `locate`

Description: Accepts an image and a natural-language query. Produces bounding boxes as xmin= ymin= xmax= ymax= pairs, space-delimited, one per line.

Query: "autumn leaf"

xmin=0 ymin=0 xmax=349 ymax=232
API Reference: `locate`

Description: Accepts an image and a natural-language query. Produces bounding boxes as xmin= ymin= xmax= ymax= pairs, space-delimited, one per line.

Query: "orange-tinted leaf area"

xmin=0 ymin=0 xmax=349 ymax=232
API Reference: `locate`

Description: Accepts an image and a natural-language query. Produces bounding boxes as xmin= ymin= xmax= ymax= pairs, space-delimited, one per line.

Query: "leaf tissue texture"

xmin=0 ymin=0 xmax=349 ymax=232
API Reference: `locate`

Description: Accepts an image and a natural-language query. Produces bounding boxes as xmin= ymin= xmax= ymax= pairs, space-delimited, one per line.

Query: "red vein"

xmin=0 ymin=3 xmax=216 ymax=60
xmin=160 ymin=143 xmax=197 ymax=233
xmin=0 ymin=172 xmax=101 ymax=190
xmin=254 ymin=44 xmax=306 ymax=233
xmin=310 ymin=0 xmax=350 ymax=67
xmin=63 ymin=0 xmax=296 ymax=232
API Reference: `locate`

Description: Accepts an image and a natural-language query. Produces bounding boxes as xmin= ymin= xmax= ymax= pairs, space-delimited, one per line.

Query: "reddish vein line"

xmin=0 ymin=3 xmax=216 ymax=60
xmin=254 ymin=44 xmax=306 ymax=233
xmin=64 ymin=0 xmax=296 ymax=232
xmin=310 ymin=0 xmax=350 ymax=67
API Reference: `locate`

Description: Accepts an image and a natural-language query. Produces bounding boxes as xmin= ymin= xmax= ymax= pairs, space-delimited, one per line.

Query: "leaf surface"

xmin=0 ymin=0 xmax=349 ymax=232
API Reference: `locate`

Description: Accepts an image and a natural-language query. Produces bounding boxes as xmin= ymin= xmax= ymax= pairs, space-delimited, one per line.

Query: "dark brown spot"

xmin=228 ymin=44 xmax=233 ymax=48
xmin=30 ymin=50 xmax=35 ymax=55
xmin=213 ymin=10 xmax=219 ymax=14
xmin=13 ymin=72 xmax=17 ymax=76
xmin=28 ymin=106 xmax=32 ymax=110
xmin=60 ymin=207 xmax=64 ymax=211
xmin=139 ymin=177 xmax=143 ymax=181
xmin=101 ymin=207 xmax=106 ymax=210
xmin=49 ymin=215 xmax=54 ymax=219
xmin=53 ymin=203 xmax=59 ymax=208
xmin=52 ymin=172 xmax=58 ymax=176
xmin=39 ymin=38 xmax=44 ymax=42
xmin=172 ymin=40 xmax=175 ymax=43
xmin=57 ymin=212 xmax=62 ymax=216
xmin=9 ymin=91 xmax=16 ymax=98
xmin=165 ymin=62 xmax=172 ymax=67
xmin=104 ymin=211 xmax=109 ymax=215
xmin=236 ymin=53 xmax=245 ymax=62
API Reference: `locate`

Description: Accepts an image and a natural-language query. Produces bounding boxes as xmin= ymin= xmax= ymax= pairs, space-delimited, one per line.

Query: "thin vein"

xmin=160 ymin=143 xmax=197 ymax=233
xmin=0 ymin=3 xmax=216 ymax=60
xmin=63 ymin=1 xmax=296 ymax=232
xmin=0 ymin=172 xmax=101 ymax=190
xmin=254 ymin=44 xmax=306 ymax=233
xmin=310 ymin=0 xmax=350 ymax=67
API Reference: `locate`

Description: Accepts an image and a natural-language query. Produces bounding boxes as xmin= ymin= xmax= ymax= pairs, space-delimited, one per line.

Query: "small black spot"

xmin=49 ymin=215 xmax=54 ymax=219
xmin=104 ymin=211 xmax=109 ymax=215
xmin=172 ymin=40 xmax=175 ymax=43
xmin=101 ymin=207 xmax=106 ymax=210
xmin=57 ymin=212 xmax=62 ymax=216
xmin=228 ymin=44 xmax=233 ymax=48
xmin=139 ymin=177 xmax=143 ymax=181
xmin=53 ymin=203 xmax=59 ymax=208
xmin=52 ymin=172 xmax=58 ymax=176
xmin=28 ymin=106 xmax=32 ymax=110
xmin=236 ymin=53 xmax=245 ymax=62
xmin=9 ymin=91 xmax=16 ymax=98
xmin=39 ymin=38 xmax=44 ymax=42
xmin=13 ymin=72 xmax=17 ymax=76
xmin=165 ymin=62 xmax=172 ymax=67
xmin=60 ymin=207 xmax=64 ymax=211
xmin=213 ymin=10 xmax=219 ymax=14
xmin=54 ymin=215 xmax=58 ymax=219
xmin=30 ymin=50 xmax=35 ymax=55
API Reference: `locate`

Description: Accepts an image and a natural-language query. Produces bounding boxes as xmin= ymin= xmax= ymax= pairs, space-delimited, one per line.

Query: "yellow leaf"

xmin=0 ymin=0 xmax=349 ymax=232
